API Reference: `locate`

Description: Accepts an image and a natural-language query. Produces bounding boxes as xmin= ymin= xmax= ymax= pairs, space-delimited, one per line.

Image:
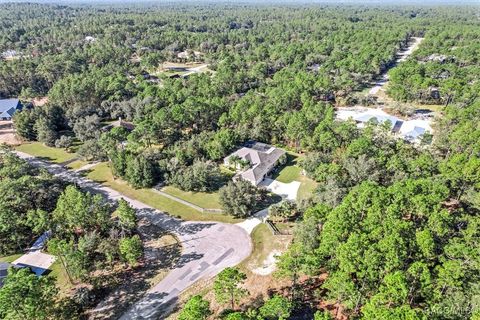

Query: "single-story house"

xmin=164 ymin=66 xmax=189 ymax=72
xmin=1 ymin=50 xmax=18 ymax=59
xmin=0 ymin=99 xmax=22 ymax=120
xmin=224 ymin=141 xmax=286 ymax=186
xmin=398 ymin=119 xmax=432 ymax=141
xmin=177 ymin=50 xmax=203 ymax=60
xmin=335 ymin=107 xmax=433 ymax=143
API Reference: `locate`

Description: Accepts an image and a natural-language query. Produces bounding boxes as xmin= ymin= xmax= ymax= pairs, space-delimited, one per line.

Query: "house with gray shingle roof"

xmin=224 ymin=141 xmax=286 ymax=186
xmin=0 ymin=99 xmax=22 ymax=120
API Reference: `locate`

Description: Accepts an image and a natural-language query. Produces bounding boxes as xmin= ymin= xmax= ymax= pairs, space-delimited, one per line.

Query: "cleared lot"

xmin=0 ymin=120 xmax=21 ymax=145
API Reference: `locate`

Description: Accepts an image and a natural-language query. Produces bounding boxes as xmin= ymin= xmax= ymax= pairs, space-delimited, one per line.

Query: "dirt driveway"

xmin=0 ymin=120 xmax=21 ymax=145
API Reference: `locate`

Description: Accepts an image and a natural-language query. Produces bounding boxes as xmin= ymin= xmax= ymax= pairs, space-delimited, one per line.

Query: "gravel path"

xmin=368 ymin=37 xmax=424 ymax=96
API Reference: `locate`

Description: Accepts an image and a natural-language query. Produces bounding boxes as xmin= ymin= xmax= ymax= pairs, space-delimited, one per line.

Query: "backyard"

xmin=273 ymin=153 xmax=318 ymax=201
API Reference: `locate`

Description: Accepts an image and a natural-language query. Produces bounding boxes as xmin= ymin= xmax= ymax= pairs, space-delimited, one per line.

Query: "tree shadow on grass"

xmin=136 ymin=208 xmax=218 ymax=237
xmin=59 ymin=157 xmax=78 ymax=167
xmin=36 ymin=156 xmax=55 ymax=162
xmin=75 ymin=168 xmax=94 ymax=178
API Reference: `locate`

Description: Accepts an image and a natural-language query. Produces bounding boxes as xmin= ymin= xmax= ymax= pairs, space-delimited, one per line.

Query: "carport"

xmin=12 ymin=251 xmax=56 ymax=276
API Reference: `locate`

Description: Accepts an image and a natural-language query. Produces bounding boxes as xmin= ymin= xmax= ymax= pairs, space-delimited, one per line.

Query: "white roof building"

xmin=336 ymin=107 xmax=433 ymax=143
xmin=12 ymin=252 xmax=56 ymax=276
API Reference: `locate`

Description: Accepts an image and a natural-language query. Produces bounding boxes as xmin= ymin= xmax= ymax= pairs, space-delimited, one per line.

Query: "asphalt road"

xmin=15 ymin=151 xmax=252 ymax=319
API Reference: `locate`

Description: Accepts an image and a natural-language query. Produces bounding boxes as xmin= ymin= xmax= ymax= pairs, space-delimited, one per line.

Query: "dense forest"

xmin=0 ymin=2 xmax=479 ymax=320
xmin=388 ymin=25 xmax=480 ymax=105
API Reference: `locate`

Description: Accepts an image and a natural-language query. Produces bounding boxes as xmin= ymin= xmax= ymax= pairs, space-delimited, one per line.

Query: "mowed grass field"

xmin=161 ymin=186 xmax=222 ymax=210
xmin=87 ymin=163 xmax=240 ymax=223
xmin=0 ymin=254 xmax=22 ymax=263
xmin=16 ymin=142 xmax=76 ymax=163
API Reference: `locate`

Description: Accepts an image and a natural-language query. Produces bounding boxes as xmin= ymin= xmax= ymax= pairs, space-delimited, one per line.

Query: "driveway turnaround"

xmin=15 ymin=151 xmax=252 ymax=319
xmin=259 ymin=178 xmax=301 ymax=201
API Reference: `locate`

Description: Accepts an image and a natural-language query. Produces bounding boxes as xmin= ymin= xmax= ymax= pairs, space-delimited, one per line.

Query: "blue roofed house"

xmin=0 ymin=262 xmax=11 ymax=287
xmin=0 ymin=99 xmax=22 ymax=120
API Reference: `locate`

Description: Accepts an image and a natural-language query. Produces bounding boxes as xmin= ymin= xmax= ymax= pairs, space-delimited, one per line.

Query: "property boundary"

xmin=153 ymin=189 xmax=224 ymax=214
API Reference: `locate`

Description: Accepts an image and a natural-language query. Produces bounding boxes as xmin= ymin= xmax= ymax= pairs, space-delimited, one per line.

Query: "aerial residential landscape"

xmin=0 ymin=0 xmax=479 ymax=319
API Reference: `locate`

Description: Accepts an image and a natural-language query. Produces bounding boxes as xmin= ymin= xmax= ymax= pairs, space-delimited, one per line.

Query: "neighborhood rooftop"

xmin=0 ymin=98 xmax=21 ymax=120
xmin=336 ymin=107 xmax=433 ymax=142
xmin=12 ymin=251 xmax=56 ymax=276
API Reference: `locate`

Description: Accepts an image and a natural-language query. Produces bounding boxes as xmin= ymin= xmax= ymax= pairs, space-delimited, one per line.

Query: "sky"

xmin=1 ymin=0 xmax=478 ymax=3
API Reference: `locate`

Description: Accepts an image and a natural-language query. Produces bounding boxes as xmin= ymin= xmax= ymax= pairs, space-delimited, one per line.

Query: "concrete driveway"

xmin=15 ymin=151 xmax=252 ymax=319
xmin=259 ymin=178 xmax=300 ymax=201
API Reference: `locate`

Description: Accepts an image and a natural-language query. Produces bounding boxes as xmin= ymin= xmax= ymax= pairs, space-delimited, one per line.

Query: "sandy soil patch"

xmin=251 ymin=250 xmax=281 ymax=275
xmin=0 ymin=121 xmax=21 ymax=145
xmin=32 ymin=96 xmax=48 ymax=107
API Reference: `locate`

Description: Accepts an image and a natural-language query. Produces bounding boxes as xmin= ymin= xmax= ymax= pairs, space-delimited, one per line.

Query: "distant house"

xmin=426 ymin=54 xmax=449 ymax=64
xmin=335 ymin=107 xmax=433 ymax=143
xmin=1 ymin=50 xmax=18 ymax=60
xmin=164 ymin=66 xmax=189 ymax=72
xmin=224 ymin=141 xmax=286 ymax=186
xmin=0 ymin=232 xmax=56 ymax=283
xmin=102 ymin=118 xmax=136 ymax=132
xmin=429 ymin=87 xmax=441 ymax=100
xmin=177 ymin=50 xmax=203 ymax=60
xmin=0 ymin=99 xmax=22 ymax=120
xmin=28 ymin=231 xmax=51 ymax=252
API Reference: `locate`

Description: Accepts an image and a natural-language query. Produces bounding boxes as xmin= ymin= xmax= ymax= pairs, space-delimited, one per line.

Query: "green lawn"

xmin=66 ymin=159 xmax=88 ymax=170
xmin=162 ymin=186 xmax=222 ymax=210
xmin=275 ymin=165 xmax=302 ymax=184
xmin=48 ymin=260 xmax=74 ymax=297
xmin=0 ymin=254 xmax=22 ymax=263
xmin=16 ymin=142 xmax=77 ymax=164
xmin=297 ymin=176 xmax=318 ymax=201
xmin=273 ymin=152 xmax=318 ymax=200
xmin=87 ymin=163 xmax=240 ymax=223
